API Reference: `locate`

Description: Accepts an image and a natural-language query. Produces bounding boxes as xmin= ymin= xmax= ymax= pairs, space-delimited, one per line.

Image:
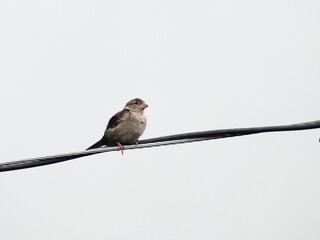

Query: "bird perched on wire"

xmin=86 ymin=98 xmax=148 ymax=154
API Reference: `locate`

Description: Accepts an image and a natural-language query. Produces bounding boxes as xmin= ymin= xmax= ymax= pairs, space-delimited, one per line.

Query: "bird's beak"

xmin=140 ymin=103 xmax=148 ymax=109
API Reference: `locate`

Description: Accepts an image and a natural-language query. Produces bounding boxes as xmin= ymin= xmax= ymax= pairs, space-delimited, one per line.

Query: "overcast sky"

xmin=0 ymin=0 xmax=319 ymax=239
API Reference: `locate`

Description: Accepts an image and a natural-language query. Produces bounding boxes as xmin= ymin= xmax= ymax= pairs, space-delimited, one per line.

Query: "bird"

xmin=86 ymin=98 xmax=148 ymax=154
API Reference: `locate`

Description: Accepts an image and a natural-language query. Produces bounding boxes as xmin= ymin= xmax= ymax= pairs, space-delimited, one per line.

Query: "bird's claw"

xmin=117 ymin=142 xmax=124 ymax=155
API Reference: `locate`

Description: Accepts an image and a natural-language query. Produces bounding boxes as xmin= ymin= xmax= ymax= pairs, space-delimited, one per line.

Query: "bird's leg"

xmin=116 ymin=142 xmax=124 ymax=155
xmin=135 ymin=140 xmax=139 ymax=147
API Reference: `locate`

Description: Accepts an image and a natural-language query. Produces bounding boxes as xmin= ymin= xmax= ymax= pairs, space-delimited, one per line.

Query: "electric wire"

xmin=0 ymin=120 xmax=319 ymax=172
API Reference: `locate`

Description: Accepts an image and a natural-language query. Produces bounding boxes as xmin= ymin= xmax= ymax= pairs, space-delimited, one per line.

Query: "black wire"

xmin=1 ymin=120 xmax=319 ymax=172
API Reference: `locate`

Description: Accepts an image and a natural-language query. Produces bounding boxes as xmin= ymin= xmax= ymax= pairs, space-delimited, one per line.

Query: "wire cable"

xmin=1 ymin=120 xmax=319 ymax=172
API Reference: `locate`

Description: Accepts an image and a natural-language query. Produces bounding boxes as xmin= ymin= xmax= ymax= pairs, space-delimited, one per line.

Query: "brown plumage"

xmin=86 ymin=98 xmax=148 ymax=154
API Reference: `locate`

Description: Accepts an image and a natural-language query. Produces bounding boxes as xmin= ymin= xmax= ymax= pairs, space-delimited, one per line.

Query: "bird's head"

xmin=124 ymin=98 xmax=148 ymax=112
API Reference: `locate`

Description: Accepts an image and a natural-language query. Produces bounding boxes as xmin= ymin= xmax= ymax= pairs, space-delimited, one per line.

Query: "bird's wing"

xmin=106 ymin=109 xmax=130 ymax=130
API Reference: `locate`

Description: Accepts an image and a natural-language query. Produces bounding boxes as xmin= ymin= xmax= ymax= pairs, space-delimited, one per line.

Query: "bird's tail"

xmin=86 ymin=139 xmax=105 ymax=150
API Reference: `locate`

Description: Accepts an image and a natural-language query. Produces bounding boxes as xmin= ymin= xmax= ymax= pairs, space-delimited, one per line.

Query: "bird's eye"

xmin=134 ymin=101 xmax=139 ymax=105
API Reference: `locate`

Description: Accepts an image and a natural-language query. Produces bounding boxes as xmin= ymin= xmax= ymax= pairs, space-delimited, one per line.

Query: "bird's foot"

xmin=117 ymin=142 xmax=124 ymax=155
xmin=135 ymin=140 xmax=139 ymax=147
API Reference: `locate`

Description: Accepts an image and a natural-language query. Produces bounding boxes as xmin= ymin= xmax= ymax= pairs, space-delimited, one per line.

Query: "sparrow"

xmin=86 ymin=98 xmax=148 ymax=154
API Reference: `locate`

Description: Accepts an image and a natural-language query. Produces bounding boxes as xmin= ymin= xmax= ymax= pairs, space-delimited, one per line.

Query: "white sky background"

xmin=0 ymin=0 xmax=319 ymax=239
